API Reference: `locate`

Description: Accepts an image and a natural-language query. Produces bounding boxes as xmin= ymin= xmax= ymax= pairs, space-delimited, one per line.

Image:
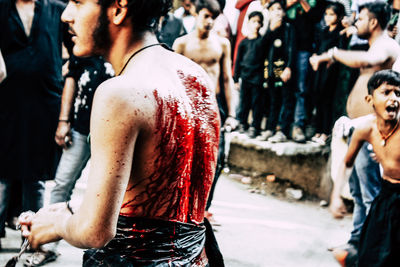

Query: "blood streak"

xmin=120 ymin=70 xmax=220 ymax=224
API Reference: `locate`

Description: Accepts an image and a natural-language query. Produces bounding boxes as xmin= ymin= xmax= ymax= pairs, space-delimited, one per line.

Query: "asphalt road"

xmin=0 ymin=173 xmax=352 ymax=267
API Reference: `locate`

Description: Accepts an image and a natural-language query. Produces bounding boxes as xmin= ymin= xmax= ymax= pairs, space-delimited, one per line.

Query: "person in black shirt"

xmin=156 ymin=13 xmax=186 ymax=48
xmin=234 ymin=11 xmax=265 ymax=138
xmin=310 ymin=2 xmax=348 ymax=146
xmin=263 ymin=0 xmax=296 ymax=142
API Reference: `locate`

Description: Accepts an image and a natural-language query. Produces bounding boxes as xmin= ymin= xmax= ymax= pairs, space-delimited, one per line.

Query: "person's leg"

xmin=22 ymin=180 xmax=45 ymax=213
xmin=0 ymin=179 xmax=11 ymax=242
xmin=277 ymin=83 xmax=294 ymax=137
xmin=293 ymin=51 xmax=311 ymax=129
xmin=250 ymin=83 xmax=265 ymax=132
xmin=265 ymin=82 xmax=279 ymax=132
xmin=236 ymin=81 xmax=252 ymax=130
xmin=50 ymin=130 xmax=91 ymax=204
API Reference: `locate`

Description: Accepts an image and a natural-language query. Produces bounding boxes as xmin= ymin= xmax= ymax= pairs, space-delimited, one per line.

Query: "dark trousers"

xmin=265 ymin=79 xmax=294 ymax=135
xmin=236 ymin=80 xmax=265 ymax=130
xmin=0 ymin=178 xmax=45 ymax=237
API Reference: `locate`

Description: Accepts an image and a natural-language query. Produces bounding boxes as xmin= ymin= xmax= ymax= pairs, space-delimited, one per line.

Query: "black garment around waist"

xmin=83 ymin=216 xmax=206 ymax=267
xmin=358 ymin=179 xmax=400 ymax=267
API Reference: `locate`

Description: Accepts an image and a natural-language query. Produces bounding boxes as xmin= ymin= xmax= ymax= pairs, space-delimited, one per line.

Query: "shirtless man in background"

xmin=174 ymin=0 xmax=237 ymax=223
xmin=309 ymin=2 xmax=400 ymax=265
xmin=19 ymin=0 xmax=223 ymax=265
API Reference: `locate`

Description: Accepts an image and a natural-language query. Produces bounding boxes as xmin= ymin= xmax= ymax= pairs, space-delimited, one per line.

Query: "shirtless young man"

xmin=173 ymin=0 xmax=237 ymax=222
xmin=309 ymin=2 xmax=400 ymax=265
xmin=331 ymin=70 xmax=400 ymax=266
xmin=19 ymin=0 xmax=222 ymax=265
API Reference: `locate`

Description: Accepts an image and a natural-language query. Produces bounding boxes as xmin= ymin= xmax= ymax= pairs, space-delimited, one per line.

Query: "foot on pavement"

xmin=24 ymin=251 xmax=59 ymax=267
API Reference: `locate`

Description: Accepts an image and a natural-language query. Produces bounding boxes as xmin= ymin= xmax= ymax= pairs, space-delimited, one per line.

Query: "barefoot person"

xmin=173 ymin=0 xmax=238 ymax=223
xmin=309 ymin=2 xmax=400 ymax=264
xmin=330 ymin=69 xmax=400 ymax=266
xmin=18 ymin=0 xmax=223 ymax=265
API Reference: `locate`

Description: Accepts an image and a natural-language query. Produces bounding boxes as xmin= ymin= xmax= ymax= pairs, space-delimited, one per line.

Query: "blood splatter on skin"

xmin=120 ymin=70 xmax=220 ymax=224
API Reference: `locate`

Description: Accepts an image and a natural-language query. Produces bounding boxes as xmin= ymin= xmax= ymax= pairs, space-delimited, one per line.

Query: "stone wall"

xmin=227 ymin=133 xmax=333 ymax=200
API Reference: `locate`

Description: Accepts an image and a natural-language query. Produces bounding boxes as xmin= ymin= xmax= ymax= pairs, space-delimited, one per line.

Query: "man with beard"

xmin=310 ymin=1 xmax=400 ymax=266
xmin=173 ymin=0 xmax=237 ymax=224
xmin=19 ymin=0 xmax=224 ymax=266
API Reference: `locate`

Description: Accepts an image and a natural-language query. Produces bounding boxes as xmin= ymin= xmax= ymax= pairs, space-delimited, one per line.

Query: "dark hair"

xmin=367 ymin=70 xmax=400 ymax=95
xmin=248 ymin=11 xmax=264 ymax=22
xmin=359 ymin=1 xmax=391 ymax=30
xmin=195 ymin=0 xmax=220 ymax=19
xmin=216 ymin=0 xmax=225 ymax=10
xmin=326 ymin=2 xmax=345 ymax=21
xmin=267 ymin=0 xmax=284 ymax=10
xmin=98 ymin=0 xmax=172 ymax=33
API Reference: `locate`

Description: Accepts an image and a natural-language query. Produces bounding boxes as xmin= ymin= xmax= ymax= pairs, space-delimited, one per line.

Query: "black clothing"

xmin=0 ymin=0 xmax=69 ymax=181
xmin=358 ymin=180 xmax=400 ymax=267
xmin=263 ymin=22 xmax=296 ymax=135
xmin=83 ymin=216 xmax=223 ymax=266
xmin=233 ymin=37 xmax=264 ymax=85
xmin=263 ymin=22 xmax=296 ymax=80
xmin=312 ymin=25 xmax=349 ymax=134
xmin=67 ymin=56 xmax=114 ymax=135
xmin=156 ymin=13 xmax=186 ymax=49
xmin=236 ymin=80 xmax=266 ymax=130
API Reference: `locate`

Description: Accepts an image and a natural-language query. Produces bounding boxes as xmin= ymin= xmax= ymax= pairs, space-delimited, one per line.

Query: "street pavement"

xmin=0 ymin=173 xmax=352 ymax=267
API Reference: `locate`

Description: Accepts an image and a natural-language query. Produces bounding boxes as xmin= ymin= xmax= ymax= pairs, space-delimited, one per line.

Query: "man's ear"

xmin=112 ymin=0 xmax=128 ymax=25
xmin=369 ymin=17 xmax=379 ymax=31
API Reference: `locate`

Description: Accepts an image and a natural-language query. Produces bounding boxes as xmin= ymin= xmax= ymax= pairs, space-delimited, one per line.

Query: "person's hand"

xmin=55 ymin=121 xmax=72 ymax=148
xmin=269 ymin=18 xmax=282 ymax=31
xmin=19 ymin=203 xmax=72 ymax=249
xmin=234 ymin=82 xmax=240 ymax=91
xmin=341 ymin=16 xmax=354 ymax=28
xmin=280 ymin=67 xmax=291 ymax=83
xmin=340 ymin=26 xmax=357 ymax=38
xmin=309 ymin=55 xmax=322 ymax=71
xmin=329 ymin=196 xmax=347 ymax=219
xmin=224 ymin=116 xmax=238 ymax=131
xmin=388 ymin=25 xmax=398 ymax=39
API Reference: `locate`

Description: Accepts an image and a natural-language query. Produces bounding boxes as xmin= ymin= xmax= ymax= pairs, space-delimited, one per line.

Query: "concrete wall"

xmin=227 ymin=133 xmax=333 ymax=200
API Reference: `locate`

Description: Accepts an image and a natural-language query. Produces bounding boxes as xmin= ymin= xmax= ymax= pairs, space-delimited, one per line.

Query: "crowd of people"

xmin=1 ymin=0 xmax=400 ymax=266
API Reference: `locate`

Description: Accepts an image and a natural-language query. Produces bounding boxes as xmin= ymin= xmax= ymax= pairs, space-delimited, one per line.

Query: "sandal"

xmin=24 ymin=250 xmax=59 ymax=267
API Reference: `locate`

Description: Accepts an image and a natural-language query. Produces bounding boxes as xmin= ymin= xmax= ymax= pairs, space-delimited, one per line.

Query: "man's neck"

xmin=196 ymin=28 xmax=210 ymax=40
xmin=369 ymin=29 xmax=384 ymax=46
xmin=107 ymin=31 xmax=159 ymax=75
xmin=247 ymin=32 xmax=259 ymax=39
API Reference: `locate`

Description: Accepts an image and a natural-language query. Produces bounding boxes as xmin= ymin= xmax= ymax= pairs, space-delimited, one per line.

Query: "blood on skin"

xmin=120 ymin=70 xmax=220 ymax=224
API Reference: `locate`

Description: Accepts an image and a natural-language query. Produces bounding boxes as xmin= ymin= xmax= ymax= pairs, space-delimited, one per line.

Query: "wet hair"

xmin=367 ymin=70 xmax=400 ymax=95
xmin=248 ymin=11 xmax=264 ymax=22
xmin=195 ymin=0 xmax=221 ymax=19
xmin=359 ymin=1 xmax=391 ymax=30
xmin=267 ymin=0 xmax=284 ymax=10
xmin=97 ymin=0 xmax=172 ymax=33
xmin=326 ymin=2 xmax=345 ymax=21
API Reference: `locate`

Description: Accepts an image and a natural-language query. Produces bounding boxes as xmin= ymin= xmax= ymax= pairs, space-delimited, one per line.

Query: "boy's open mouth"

xmin=386 ymin=103 xmax=399 ymax=115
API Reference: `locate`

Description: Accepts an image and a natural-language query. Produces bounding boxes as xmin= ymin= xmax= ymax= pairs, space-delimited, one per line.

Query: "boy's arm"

xmin=172 ymin=36 xmax=185 ymax=55
xmin=221 ymin=38 xmax=237 ymax=122
xmin=330 ymin=127 xmax=367 ymax=218
xmin=233 ymin=41 xmax=244 ymax=83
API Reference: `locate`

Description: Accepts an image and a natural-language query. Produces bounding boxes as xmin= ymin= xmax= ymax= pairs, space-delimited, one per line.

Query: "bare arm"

xmin=55 ymin=77 xmax=75 ymax=148
xmin=24 ymin=79 xmax=140 ymax=249
xmin=172 ymin=37 xmax=185 ymax=55
xmin=0 ymin=49 xmax=6 ymax=83
xmin=221 ymin=38 xmax=236 ymax=119
xmin=330 ymin=127 xmax=367 ymax=218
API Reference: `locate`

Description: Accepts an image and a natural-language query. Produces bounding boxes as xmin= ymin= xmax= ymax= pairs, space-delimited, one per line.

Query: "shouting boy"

xmin=330 ymin=69 xmax=400 ymax=266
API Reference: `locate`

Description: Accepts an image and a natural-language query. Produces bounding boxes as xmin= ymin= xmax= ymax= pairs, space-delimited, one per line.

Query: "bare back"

xmin=347 ymin=36 xmax=400 ymax=118
xmin=108 ymin=47 xmax=220 ymax=224
xmin=174 ymin=32 xmax=230 ymax=95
